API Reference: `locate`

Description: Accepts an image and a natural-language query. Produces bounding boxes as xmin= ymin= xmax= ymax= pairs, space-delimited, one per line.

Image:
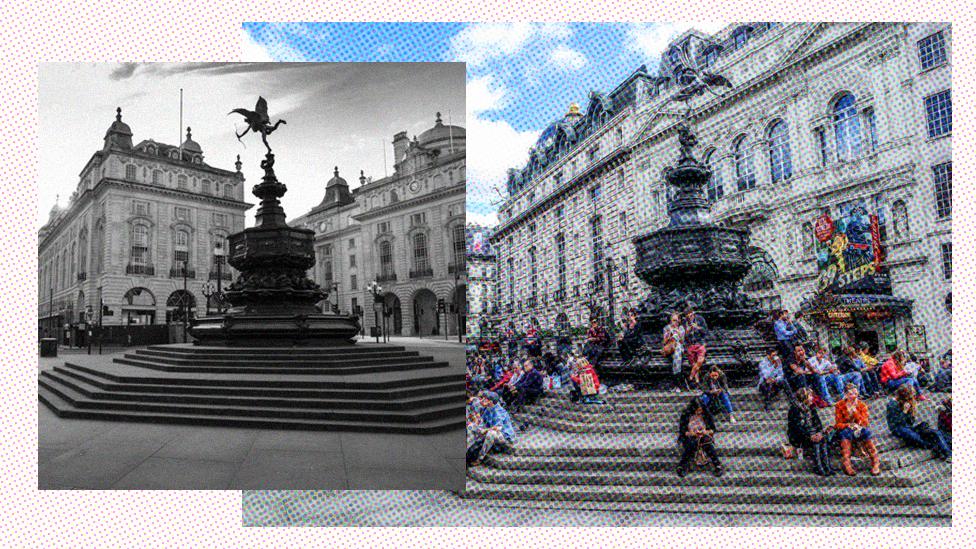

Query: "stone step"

xmin=526 ymin=404 xmax=778 ymax=423
xmin=462 ymin=476 xmax=951 ymax=507
xmin=502 ymin=432 xmax=908 ymax=458
xmin=54 ymin=364 xmax=459 ymax=400
xmin=62 ymin=361 xmax=463 ymax=390
xmin=465 ymin=491 xmax=951 ymax=519
xmin=145 ymin=344 xmax=408 ymax=355
xmin=41 ymin=370 xmax=463 ymax=412
xmin=39 ymin=385 xmax=463 ymax=434
xmin=39 ymin=376 xmax=461 ymax=424
xmin=481 ymin=447 xmax=940 ymax=473
xmin=520 ymin=413 xmax=782 ymax=434
xmin=129 ymin=349 xmax=426 ymax=365
xmin=468 ymin=460 xmax=949 ymax=489
xmin=113 ymin=356 xmax=447 ymax=376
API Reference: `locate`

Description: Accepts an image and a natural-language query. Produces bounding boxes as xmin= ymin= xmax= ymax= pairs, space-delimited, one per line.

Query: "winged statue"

xmin=662 ymin=34 xmax=734 ymax=114
xmin=229 ymin=96 xmax=287 ymax=153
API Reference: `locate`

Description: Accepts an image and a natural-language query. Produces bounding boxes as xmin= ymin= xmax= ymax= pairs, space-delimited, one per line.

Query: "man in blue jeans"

xmin=808 ymin=346 xmax=847 ymax=404
xmin=469 ymin=391 xmax=516 ymax=466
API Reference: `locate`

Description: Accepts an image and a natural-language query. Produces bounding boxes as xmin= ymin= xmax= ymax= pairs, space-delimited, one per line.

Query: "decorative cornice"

xmin=352 ymin=184 xmax=464 ymax=221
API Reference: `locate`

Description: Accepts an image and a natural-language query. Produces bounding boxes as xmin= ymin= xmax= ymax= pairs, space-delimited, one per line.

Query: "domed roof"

xmin=106 ymin=107 xmax=133 ymax=136
xmin=326 ymin=166 xmax=347 ymax=187
xmin=417 ymin=112 xmax=465 ymax=146
xmin=103 ymin=107 xmax=134 ymax=150
xmin=181 ymin=126 xmax=202 ymax=153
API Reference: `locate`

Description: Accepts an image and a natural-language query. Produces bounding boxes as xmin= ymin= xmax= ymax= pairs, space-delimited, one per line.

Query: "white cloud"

xmin=240 ymin=29 xmax=274 ymax=62
xmin=465 ymin=210 xmax=499 ymax=227
xmin=467 ymin=75 xmax=506 ymax=114
xmin=625 ymin=22 xmax=730 ymax=59
xmin=548 ymin=44 xmax=587 ymax=71
xmin=448 ymin=22 xmax=573 ymax=67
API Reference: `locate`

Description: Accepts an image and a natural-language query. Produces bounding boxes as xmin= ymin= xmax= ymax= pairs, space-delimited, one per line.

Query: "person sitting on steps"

xmin=880 ymin=349 xmax=927 ymax=401
xmin=787 ymin=387 xmax=837 ymax=476
xmin=676 ymin=395 xmax=723 ymax=478
xmin=468 ymin=391 xmax=516 ymax=467
xmin=683 ymin=307 xmax=709 ymax=388
xmin=662 ymin=312 xmax=686 ymax=393
xmin=569 ymin=357 xmax=602 ymax=404
xmin=834 ymin=383 xmax=881 ymax=476
xmin=757 ymin=348 xmax=787 ymax=412
xmin=701 ymin=364 xmax=737 ymax=424
xmin=886 ymin=385 xmax=951 ymax=463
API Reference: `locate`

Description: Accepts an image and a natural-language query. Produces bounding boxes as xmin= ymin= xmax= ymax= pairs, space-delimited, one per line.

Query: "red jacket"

xmin=489 ymin=370 xmax=514 ymax=392
xmin=879 ymin=357 xmax=909 ymax=385
xmin=571 ymin=363 xmax=601 ymax=391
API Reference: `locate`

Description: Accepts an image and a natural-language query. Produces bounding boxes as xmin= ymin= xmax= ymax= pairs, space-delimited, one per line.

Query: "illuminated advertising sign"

xmin=814 ymin=201 xmax=891 ymax=294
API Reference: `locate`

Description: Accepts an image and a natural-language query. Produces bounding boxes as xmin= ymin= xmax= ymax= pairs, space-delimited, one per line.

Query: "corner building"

xmin=38 ymin=109 xmax=251 ymax=343
xmin=291 ymin=114 xmax=467 ymax=338
xmin=491 ymin=22 xmax=951 ymax=359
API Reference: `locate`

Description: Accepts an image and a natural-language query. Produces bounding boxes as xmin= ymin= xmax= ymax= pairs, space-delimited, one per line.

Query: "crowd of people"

xmin=465 ymin=309 xmax=953 ymax=479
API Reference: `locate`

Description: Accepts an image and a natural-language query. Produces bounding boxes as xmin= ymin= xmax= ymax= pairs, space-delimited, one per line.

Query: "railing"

xmin=169 ymin=267 xmax=196 ymax=279
xmin=209 ymin=271 xmax=232 ymax=281
xmin=377 ymin=272 xmax=397 ymax=283
xmin=76 ymin=272 xmax=87 ymax=281
xmin=409 ymin=268 xmax=434 ymax=279
xmin=125 ymin=264 xmax=155 ymax=276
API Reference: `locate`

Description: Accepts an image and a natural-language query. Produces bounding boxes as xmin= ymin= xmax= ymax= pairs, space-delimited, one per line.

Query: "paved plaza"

xmin=38 ymin=337 xmax=465 ymax=490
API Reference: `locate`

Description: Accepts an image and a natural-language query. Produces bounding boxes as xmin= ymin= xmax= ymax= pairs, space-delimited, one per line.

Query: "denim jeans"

xmin=839 ymin=371 xmax=865 ymax=395
xmin=886 ymin=376 xmax=923 ymax=395
xmin=701 ymin=391 xmax=734 ymax=415
xmin=836 ymin=426 xmax=873 ymax=441
xmin=807 ymin=375 xmax=838 ymax=404
xmin=891 ymin=425 xmax=950 ymax=457
xmin=861 ymin=369 xmax=882 ymax=395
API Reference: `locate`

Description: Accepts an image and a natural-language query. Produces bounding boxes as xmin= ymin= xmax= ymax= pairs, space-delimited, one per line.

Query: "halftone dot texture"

xmin=1 ymin=1 xmax=970 ymax=543
xmin=239 ymin=19 xmax=965 ymax=529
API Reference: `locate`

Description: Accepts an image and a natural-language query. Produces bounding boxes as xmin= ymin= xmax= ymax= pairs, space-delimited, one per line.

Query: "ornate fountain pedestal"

xmin=189 ymin=153 xmax=360 ymax=346
xmin=603 ymin=125 xmax=771 ymax=381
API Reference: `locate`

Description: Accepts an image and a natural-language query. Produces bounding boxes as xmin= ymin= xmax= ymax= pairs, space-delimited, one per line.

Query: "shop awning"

xmin=799 ymin=293 xmax=913 ymax=323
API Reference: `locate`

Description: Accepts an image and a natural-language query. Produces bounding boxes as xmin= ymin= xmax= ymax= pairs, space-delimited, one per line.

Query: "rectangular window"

xmin=925 ymin=89 xmax=952 ymax=138
xmin=213 ymin=213 xmax=227 ymax=227
xmin=410 ymin=213 xmax=426 ymax=226
xmin=348 ymin=238 xmax=356 ymax=249
xmin=590 ymin=184 xmax=602 ymax=201
xmin=152 ymin=170 xmax=162 ymax=185
xmin=178 ymin=175 xmax=188 ymax=190
xmin=554 ymin=171 xmax=563 ymax=187
xmin=941 ymin=242 xmax=951 ymax=280
xmin=201 ymin=180 xmax=211 ymax=194
xmin=918 ymin=31 xmax=947 ymax=71
xmin=377 ymin=221 xmax=390 ymax=234
xmin=174 ymin=207 xmax=190 ymax=221
xmin=134 ymin=201 xmax=149 ymax=216
xmin=125 ymin=164 xmax=137 ymax=181
xmin=591 ymin=215 xmax=604 ymax=291
xmin=555 ymin=233 xmax=566 ymax=300
xmin=350 ymin=274 xmax=358 ymax=290
xmin=619 ymin=211 xmax=628 ymax=236
xmin=528 ymin=247 xmax=538 ymax=307
xmin=934 ymin=162 xmax=952 ymax=218
xmin=349 ymin=254 xmax=356 ymax=268
xmin=507 ymin=258 xmax=515 ymax=308
xmin=174 ymin=250 xmax=189 ymax=263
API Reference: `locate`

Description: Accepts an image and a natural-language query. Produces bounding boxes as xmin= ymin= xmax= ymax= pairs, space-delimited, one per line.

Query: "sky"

xmin=37 ymin=62 xmax=465 ymax=230
xmin=241 ymin=22 xmax=730 ymax=227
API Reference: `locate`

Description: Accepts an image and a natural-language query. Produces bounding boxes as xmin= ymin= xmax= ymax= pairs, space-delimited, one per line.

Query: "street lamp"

xmin=331 ymin=281 xmax=341 ymax=314
xmin=182 ymin=258 xmax=189 ymax=342
xmin=453 ymin=270 xmax=463 ymax=343
xmin=201 ymin=281 xmax=216 ymax=316
xmin=367 ymin=280 xmax=382 ymax=344
xmin=214 ymin=241 xmax=226 ymax=313
xmin=606 ymin=257 xmax=616 ymax=335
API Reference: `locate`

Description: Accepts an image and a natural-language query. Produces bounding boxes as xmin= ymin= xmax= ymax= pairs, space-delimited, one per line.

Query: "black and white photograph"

xmin=36 ymin=62 xmax=466 ymax=490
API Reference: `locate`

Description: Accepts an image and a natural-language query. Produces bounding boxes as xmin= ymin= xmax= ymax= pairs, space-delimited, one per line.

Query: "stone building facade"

xmin=491 ymin=22 xmax=951 ymax=358
xmin=465 ymin=224 xmax=496 ymax=337
xmin=37 ymin=108 xmax=251 ymax=343
xmin=291 ymin=114 xmax=467 ymax=338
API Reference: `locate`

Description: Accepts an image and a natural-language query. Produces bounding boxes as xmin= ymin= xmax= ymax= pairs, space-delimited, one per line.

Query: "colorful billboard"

xmin=814 ymin=201 xmax=890 ymax=294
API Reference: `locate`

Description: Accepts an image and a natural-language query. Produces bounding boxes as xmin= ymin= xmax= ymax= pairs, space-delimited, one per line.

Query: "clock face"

xmin=319 ymin=222 xmax=327 ymax=232
xmin=409 ymin=180 xmax=420 ymax=193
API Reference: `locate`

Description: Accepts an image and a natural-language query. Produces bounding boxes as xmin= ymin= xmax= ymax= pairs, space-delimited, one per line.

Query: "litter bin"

xmin=39 ymin=338 xmax=58 ymax=357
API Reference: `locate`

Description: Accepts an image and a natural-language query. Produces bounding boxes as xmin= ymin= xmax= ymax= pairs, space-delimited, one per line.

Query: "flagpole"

xmin=179 ymin=88 xmax=184 ymax=160
xmin=382 ymin=139 xmax=387 ymax=178
xmin=447 ymin=109 xmax=454 ymax=154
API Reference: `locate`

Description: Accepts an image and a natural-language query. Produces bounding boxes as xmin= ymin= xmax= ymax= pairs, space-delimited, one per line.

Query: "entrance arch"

xmin=382 ymin=292 xmax=403 ymax=335
xmin=122 ymin=287 xmax=156 ymax=325
xmin=166 ymin=290 xmax=196 ymax=323
xmin=412 ymin=289 xmax=438 ymax=336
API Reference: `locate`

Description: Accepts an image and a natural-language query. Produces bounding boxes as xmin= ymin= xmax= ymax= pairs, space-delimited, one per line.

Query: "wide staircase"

xmin=465 ymin=388 xmax=951 ymax=517
xmin=39 ymin=344 xmax=465 ymax=434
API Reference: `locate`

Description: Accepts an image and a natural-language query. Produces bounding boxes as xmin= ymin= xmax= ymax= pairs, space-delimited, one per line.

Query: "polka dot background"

xmin=3 ymin=0 xmax=971 ymax=543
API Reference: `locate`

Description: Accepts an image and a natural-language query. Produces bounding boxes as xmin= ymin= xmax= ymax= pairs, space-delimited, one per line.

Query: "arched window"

xmin=767 ymin=120 xmax=793 ymax=183
xmin=704 ymin=150 xmax=724 ymax=201
xmin=892 ymin=199 xmax=910 ymax=239
xmin=379 ymin=240 xmax=394 ymax=279
xmin=833 ymin=93 xmax=862 ymax=162
xmin=733 ymin=135 xmax=755 ymax=191
xmin=93 ymin=220 xmax=105 ymax=274
xmin=413 ymin=232 xmax=430 ymax=273
xmin=320 ymin=244 xmax=333 ymax=286
xmin=77 ymin=229 xmax=88 ymax=277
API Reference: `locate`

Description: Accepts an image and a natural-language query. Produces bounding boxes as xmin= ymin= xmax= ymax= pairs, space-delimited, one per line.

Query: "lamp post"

xmin=85 ymin=305 xmax=93 ymax=355
xmin=182 ymin=258 xmax=189 ymax=342
xmin=453 ymin=270 xmax=463 ymax=343
xmin=201 ymin=281 xmax=216 ymax=316
xmin=214 ymin=241 xmax=226 ymax=313
xmin=367 ymin=280 xmax=382 ymax=344
xmin=606 ymin=257 xmax=616 ymax=336
xmin=332 ymin=281 xmax=341 ymax=314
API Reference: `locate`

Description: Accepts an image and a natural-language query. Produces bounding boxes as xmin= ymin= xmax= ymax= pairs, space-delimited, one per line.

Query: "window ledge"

xmin=925 ymin=133 xmax=951 ymax=144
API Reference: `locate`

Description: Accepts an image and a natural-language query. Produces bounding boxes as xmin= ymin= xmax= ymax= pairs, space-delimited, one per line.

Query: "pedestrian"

xmin=676 ymin=396 xmax=723 ymax=478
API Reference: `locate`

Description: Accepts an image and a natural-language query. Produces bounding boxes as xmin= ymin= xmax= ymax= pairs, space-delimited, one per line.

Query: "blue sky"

xmin=242 ymin=22 xmax=729 ymax=226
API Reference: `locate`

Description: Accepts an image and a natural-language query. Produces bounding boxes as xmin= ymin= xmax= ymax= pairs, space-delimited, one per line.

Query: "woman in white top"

xmin=662 ymin=312 xmax=686 ymax=391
